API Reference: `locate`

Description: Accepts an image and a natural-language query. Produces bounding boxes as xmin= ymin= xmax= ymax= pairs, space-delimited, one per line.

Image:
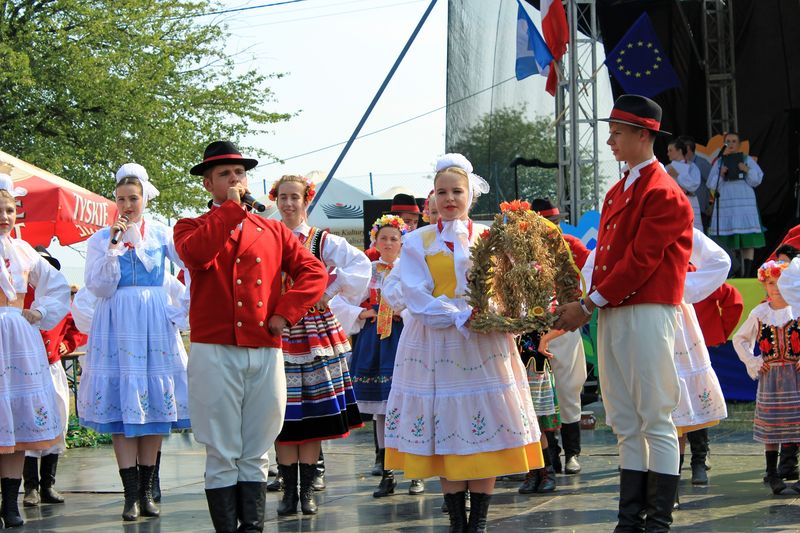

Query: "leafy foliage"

xmin=448 ymin=107 xmax=600 ymax=217
xmin=66 ymin=416 xmax=112 ymax=448
xmin=0 ymin=0 xmax=291 ymax=217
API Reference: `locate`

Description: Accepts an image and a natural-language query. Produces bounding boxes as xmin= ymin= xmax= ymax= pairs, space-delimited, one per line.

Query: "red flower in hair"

xmin=759 ymin=338 xmax=773 ymax=355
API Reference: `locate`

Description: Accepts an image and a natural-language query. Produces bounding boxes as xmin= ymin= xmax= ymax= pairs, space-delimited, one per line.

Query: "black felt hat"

xmin=390 ymin=193 xmax=420 ymax=214
xmin=599 ymin=94 xmax=671 ymax=135
xmin=530 ymin=198 xmax=567 ymax=219
xmin=34 ymin=245 xmax=61 ymax=271
xmin=190 ymin=141 xmax=259 ymax=176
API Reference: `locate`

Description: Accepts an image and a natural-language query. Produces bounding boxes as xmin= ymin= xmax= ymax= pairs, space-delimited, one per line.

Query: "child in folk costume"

xmin=672 ymin=229 xmax=730 ymax=507
xmin=0 ymin=175 xmax=70 ymax=528
xmin=78 ymin=164 xmax=190 ymax=522
xmin=331 ymin=215 xmax=411 ymax=498
xmin=270 ymin=175 xmax=370 ymax=516
xmin=517 ymin=330 xmax=561 ymax=495
xmin=734 ymin=260 xmax=800 ymax=495
xmin=384 ymin=154 xmax=543 ymax=532
xmin=22 ymin=250 xmax=87 ymax=509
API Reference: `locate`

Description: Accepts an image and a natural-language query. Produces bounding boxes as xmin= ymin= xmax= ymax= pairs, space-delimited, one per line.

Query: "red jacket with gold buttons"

xmin=174 ymin=201 xmax=328 ymax=348
xmin=693 ymin=282 xmax=744 ymax=346
xmin=591 ymin=161 xmax=693 ymax=307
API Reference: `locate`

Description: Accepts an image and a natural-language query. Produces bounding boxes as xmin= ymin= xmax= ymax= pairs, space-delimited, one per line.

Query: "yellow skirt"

xmin=386 ymin=442 xmax=544 ymax=481
xmin=676 ymin=419 xmax=720 ymax=438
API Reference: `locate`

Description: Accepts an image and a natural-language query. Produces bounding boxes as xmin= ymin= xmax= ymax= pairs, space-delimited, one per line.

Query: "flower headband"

xmin=369 ymin=214 xmax=409 ymax=244
xmin=758 ymin=260 xmax=789 ymax=282
xmin=422 ymin=189 xmax=434 ymax=223
xmin=268 ymin=175 xmax=316 ymax=203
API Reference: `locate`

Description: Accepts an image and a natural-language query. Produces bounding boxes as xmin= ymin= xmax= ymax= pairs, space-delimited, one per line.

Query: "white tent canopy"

xmin=257 ymin=172 xmax=374 ymax=249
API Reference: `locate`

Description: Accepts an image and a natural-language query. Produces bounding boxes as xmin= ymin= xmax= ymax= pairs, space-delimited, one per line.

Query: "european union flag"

xmin=604 ymin=13 xmax=680 ymax=97
xmin=515 ymin=0 xmax=554 ymax=81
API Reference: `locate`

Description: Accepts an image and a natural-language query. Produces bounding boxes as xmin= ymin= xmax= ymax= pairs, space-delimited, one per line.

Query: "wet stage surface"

xmin=14 ymin=412 xmax=800 ymax=532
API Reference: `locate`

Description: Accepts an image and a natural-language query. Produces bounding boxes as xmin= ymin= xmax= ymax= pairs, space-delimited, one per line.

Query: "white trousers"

xmin=26 ymin=362 xmax=69 ymax=457
xmin=188 ymin=343 xmax=286 ymax=489
xmin=548 ymin=329 xmax=587 ymax=424
xmin=598 ymin=304 xmax=681 ymax=475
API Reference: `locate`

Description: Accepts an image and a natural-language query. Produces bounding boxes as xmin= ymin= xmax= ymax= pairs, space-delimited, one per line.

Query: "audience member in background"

xmin=707 ymin=132 xmax=765 ymax=277
xmin=389 ymin=193 xmax=420 ymax=231
xmin=667 ymin=138 xmax=704 ymax=231
xmin=678 ymin=135 xmax=712 ymax=231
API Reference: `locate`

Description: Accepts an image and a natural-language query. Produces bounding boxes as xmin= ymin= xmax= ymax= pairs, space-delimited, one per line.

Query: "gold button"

xmin=258 ymin=321 xmax=264 ymax=327
xmin=236 ymin=279 xmax=242 ymax=285
xmin=230 ymin=230 xmax=235 ymax=235
xmin=236 ymin=258 xmax=241 ymax=264
xmin=256 ymin=258 xmax=261 ymax=263
xmin=594 ymin=266 xmax=599 ymax=271
xmin=257 ymin=227 xmax=262 ymax=232
xmin=237 ymin=321 xmax=242 ymax=327
xmin=602 ymin=265 xmax=607 ymax=271
xmin=257 ymin=301 xmax=263 ymax=307
xmin=613 ymin=224 xmax=617 ymax=228
xmin=237 ymin=301 xmax=243 ymax=307
xmin=608 ymin=199 xmax=613 ymax=205
xmin=607 ymin=245 xmax=611 ymax=251
xmin=626 ymin=198 xmax=630 ymax=203
xmin=256 ymin=279 xmax=262 ymax=285
xmin=591 ymin=285 xmax=597 ymax=290
xmin=606 ymin=224 xmax=610 ymax=230
xmin=599 ymin=245 xmax=603 ymax=251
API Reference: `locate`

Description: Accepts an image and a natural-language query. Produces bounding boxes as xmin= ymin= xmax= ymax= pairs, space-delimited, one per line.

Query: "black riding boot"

xmin=205 ymin=485 xmax=238 ymax=533
xmin=313 ymin=449 xmax=326 ymax=491
xmin=276 ymin=463 xmax=298 ymax=516
xmin=236 ymin=481 xmax=267 ymax=532
xmin=765 ymin=450 xmax=786 ymax=494
xmin=299 ymin=463 xmax=318 ymax=515
xmin=614 ymin=469 xmax=647 ymax=532
xmin=40 ymin=454 xmax=65 ymax=504
xmin=687 ymin=429 xmax=709 ymax=485
xmin=138 ymin=464 xmax=160 ymax=517
xmin=119 ymin=466 xmax=140 ymax=521
xmin=466 ymin=492 xmax=491 ymax=533
xmin=22 ymin=456 xmax=40 ymax=507
xmin=372 ymin=445 xmax=384 ymax=477
xmin=443 ymin=491 xmax=467 ymax=533
xmin=0 ymin=478 xmax=24 ymax=528
xmin=779 ymin=443 xmax=799 ymax=480
xmin=561 ymin=422 xmax=582 ymax=474
xmin=545 ymin=430 xmax=562 ymax=474
xmin=518 ymin=470 xmax=540 ymax=494
xmin=151 ymin=451 xmax=162 ymax=502
xmin=643 ymin=471 xmax=680 ymax=532
xmin=373 ymin=469 xmax=396 ymax=498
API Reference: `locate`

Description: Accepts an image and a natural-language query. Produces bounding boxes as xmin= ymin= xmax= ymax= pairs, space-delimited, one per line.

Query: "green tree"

xmin=0 ymin=0 xmax=290 ymax=217
xmin=448 ymin=107 xmax=599 ymax=217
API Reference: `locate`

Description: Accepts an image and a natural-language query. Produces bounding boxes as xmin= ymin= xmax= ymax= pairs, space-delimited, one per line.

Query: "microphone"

xmin=111 ymin=215 xmax=129 ymax=245
xmin=241 ymin=192 xmax=266 ymax=212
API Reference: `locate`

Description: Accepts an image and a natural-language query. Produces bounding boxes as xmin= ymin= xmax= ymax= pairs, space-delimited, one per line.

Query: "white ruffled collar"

xmin=752 ymin=301 xmax=795 ymax=327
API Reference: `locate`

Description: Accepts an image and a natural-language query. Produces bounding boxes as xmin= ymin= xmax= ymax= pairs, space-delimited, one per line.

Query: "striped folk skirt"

xmin=754 ymin=361 xmax=800 ymax=444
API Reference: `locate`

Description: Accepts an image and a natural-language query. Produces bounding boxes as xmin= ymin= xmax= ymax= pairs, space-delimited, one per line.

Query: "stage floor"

xmin=15 ymin=407 xmax=800 ymax=532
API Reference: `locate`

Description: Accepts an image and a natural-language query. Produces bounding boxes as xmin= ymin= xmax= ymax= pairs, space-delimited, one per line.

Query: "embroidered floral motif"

xmin=411 ymin=415 xmax=425 ymax=438
xmin=520 ymin=407 xmax=529 ymax=428
xmin=386 ymin=408 xmax=399 ymax=431
xmin=791 ymin=330 xmax=800 ymax=355
xmin=472 ymin=411 xmax=486 ymax=436
xmin=163 ymin=392 xmax=175 ymax=411
xmin=34 ymin=406 xmax=49 ymax=427
xmin=759 ymin=338 xmax=772 ymax=355
xmin=698 ymin=389 xmax=712 ymax=410
xmin=139 ymin=391 xmax=150 ymax=412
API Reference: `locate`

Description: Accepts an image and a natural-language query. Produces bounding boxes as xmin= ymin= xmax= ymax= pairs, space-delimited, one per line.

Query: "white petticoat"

xmin=0 ymin=308 xmax=63 ymax=450
xmin=78 ymin=286 xmax=189 ymax=429
xmin=384 ymin=319 xmax=540 ymax=456
xmin=672 ymin=302 xmax=728 ymax=429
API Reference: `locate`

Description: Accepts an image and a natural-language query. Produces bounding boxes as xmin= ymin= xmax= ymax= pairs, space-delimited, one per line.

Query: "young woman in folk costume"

xmin=671 ymin=229 xmax=730 ymax=507
xmin=384 ymin=154 xmax=543 ymax=533
xmin=331 ymin=215 xmax=413 ymax=498
xmin=270 ymin=174 xmax=370 ymax=516
xmin=78 ymin=163 xmax=190 ymax=522
xmin=736 ymin=260 xmax=800 ymax=495
xmin=0 ymin=174 xmax=71 ymax=528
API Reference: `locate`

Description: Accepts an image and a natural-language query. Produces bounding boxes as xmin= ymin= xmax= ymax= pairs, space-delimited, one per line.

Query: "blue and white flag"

xmin=515 ymin=0 xmax=554 ymax=81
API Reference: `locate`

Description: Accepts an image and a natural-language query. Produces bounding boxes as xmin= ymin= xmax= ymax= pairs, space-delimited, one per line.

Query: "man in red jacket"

xmin=174 ymin=141 xmax=327 ymax=533
xmin=556 ymin=95 xmax=693 ymax=531
xmin=531 ymin=198 xmax=589 ymax=475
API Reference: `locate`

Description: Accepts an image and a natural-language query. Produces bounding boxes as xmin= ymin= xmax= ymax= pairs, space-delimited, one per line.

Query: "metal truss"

xmin=701 ymin=0 xmax=738 ymax=137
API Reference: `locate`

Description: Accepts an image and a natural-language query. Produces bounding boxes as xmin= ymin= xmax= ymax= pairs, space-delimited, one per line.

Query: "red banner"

xmin=10 ymin=175 xmax=117 ymax=247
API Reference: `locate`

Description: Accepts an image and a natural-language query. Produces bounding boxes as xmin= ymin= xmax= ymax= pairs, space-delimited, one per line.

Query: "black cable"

xmin=192 ymin=0 xmax=309 ymax=18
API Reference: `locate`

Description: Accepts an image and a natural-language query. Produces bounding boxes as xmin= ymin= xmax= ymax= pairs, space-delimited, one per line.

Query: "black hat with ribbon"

xmin=531 ymin=198 xmax=568 ymax=220
xmin=599 ymin=94 xmax=671 ymax=136
xmin=34 ymin=245 xmax=61 ymax=271
xmin=390 ymin=193 xmax=421 ymax=214
xmin=190 ymin=140 xmax=259 ymax=176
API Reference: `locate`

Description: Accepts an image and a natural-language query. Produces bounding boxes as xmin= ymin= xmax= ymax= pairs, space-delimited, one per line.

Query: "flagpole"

xmin=307 ymin=0 xmax=439 ymax=216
